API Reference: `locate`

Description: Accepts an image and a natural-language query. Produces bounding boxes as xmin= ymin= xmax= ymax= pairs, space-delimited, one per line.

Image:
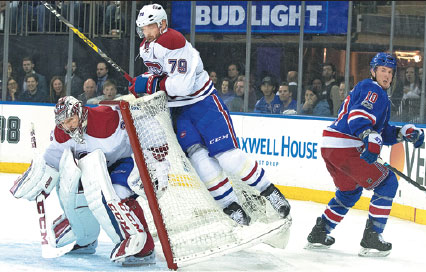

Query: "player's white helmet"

xmin=54 ymin=96 xmax=88 ymax=144
xmin=135 ymin=4 xmax=168 ymax=39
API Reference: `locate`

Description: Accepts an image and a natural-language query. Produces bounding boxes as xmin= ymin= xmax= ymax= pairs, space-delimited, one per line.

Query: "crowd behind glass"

xmin=1 ymin=1 xmax=425 ymax=124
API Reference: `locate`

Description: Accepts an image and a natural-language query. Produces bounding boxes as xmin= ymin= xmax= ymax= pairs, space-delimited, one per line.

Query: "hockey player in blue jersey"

xmin=306 ymin=52 xmax=424 ymax=256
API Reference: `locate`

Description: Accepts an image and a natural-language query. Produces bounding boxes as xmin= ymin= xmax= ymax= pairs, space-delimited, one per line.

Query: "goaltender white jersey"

xmin=139 ymin=28 xmax=213 ymax=107
xmin=43 ymin=106 xmax=133 ymax=170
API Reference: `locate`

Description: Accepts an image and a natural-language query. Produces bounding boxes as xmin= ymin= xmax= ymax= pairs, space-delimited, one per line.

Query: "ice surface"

xmin=1 ymin=173 xmax=425 ymax=272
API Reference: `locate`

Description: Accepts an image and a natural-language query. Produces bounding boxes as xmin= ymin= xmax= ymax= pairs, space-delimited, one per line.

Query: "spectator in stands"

xmin=287 ymin=70 xmax=298 ymax=101
xmin=321 ymin=63 xmax=339 ymax=112
xmin=19 ymin=74 xmax=47 ymax=103
xmin=11 ymin=1 xmax=46 ymax=33
xmin=237 ymin=75 xmax=257 ymax=111
xmin=21 ymin=57 xmax=48 ymax=95
xmin=402 ymin=66 xmax=421 ymax=100
xmin=299 ymin=86 xmax=331 ymax=117
xmin=106 ymin=1 xmax=125 ymax=35
xmin=0 ymin=61 xmax=15 ymax=79
xmin=208 ymin=70 xmax=218 ymax=88
xmin=227 ymin=79 xmax=245 ymax=112
xmin=254 ymin=76 xmax=282 ymax=114
xmin=333 ymin=81 xmax=348 ymax=114
xmin=6 ymin=77 xmax=20 ymax=101
xmin=400 ymin=66 xmax=422 ymax=122
xmin=95 ymin=61 xmax=111 ymax=96
xmin=49 ymin=76 xmax=66 ymax=103
xmin=311 ymin=77 xmax=323 ymax=95
xmin=226 ymin=63 xmax=240 ymax=92
xmin=64 ymin=61 xmax=84 ymax=98
xmin=0 ymin=61 xmax=10 ymax=96
xmin=78 ymin=78 xmax=97 ymax=105
xmin=277 ymin=81 xmax=297 ymax=114
xmin=218 ymin=77 xmax=235 ymax=107
xmin=87 ymin=79 xmax=121 ymax=104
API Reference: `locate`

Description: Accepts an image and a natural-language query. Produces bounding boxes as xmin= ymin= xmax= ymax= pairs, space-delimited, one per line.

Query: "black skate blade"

xmin=358 ymin=247 xmax=391 ymax=257
xmin=304 ymin=242 xmax=331 ymax=250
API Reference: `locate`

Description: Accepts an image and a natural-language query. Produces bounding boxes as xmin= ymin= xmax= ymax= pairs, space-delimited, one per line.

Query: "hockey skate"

xmin=305 ymin=217 xmax=335 ymax=249
xmin=121 ymin=249 xmax=156 ymax=267
xmin=359 ymin=219 xmax=392 ymax=257
xmin=67 ymin=240 xmax=98 ymax=255
xmin=223 ymin=202 xmax=251 ymax=226
xmin=260 ymin=184 xmax=291 ymax=218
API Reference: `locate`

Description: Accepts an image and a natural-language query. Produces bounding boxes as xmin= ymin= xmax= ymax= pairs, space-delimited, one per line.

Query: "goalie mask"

xmin=135 ymin=4 xmax=167 ymax=39
xmin=54 ymin=96 xmax=88 ymax=144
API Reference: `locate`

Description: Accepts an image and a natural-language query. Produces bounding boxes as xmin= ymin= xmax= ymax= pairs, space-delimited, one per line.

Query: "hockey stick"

xmin=30 ymin=123 xmax=75 ymax=258
xmin=40 ymin=1 xmax=137 ymax=97
xmin=376 ymin=157 xmax=426 ymax=192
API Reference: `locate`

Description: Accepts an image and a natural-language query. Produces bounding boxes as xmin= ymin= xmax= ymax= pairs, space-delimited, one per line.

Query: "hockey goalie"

xmin=10 ymin=96 xmax=169 ymax=267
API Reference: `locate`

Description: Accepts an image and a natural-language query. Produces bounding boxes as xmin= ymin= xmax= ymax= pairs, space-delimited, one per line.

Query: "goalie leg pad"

xmin=79 ymin=150 xmax=123 ymax=244
xmin=216 ymin=148 xmax=270 ymax=192
xmin=189 ymin=145 xmax=237 ymax=208
xmin=57 ymin=148 xmax=100 ymax=247
xmin=10 ymin=152 xmax=59 ymax=201
xmin=79 ymin=150 xmax=147 ymax=261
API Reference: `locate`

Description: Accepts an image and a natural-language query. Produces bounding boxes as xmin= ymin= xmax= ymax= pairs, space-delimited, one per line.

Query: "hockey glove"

xmin=399 ymin=124 xmax=425 ymax=148
xmin=10 ymin=153 xmax=60 ymax=201
xmin=359 ymin=129 xmax=382 ymax=164
xmin=128 ymin=74 xmax=162 ymax=95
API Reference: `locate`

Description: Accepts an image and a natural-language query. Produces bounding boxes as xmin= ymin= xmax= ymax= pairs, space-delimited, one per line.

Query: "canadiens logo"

xmin=180 ymin=131 xmax=186 ymax=138
xmin=145 ymin=61 xmax=163 ymax=75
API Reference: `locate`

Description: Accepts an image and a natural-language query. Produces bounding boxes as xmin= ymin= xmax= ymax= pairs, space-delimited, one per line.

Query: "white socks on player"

xmin=215 ymin=148 xmax=270 ymax=192
xmin=189 ymin=146 xmax=238 ymax=208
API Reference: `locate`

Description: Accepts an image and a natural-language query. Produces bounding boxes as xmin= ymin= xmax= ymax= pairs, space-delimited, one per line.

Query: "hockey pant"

xmin=189 ymin=145 xmax=272 ymax=208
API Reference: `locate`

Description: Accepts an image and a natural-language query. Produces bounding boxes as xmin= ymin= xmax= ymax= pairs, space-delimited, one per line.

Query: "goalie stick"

xmin=376 ymin=157 xmax=426 ymax=192
xmin=40 ymin=1 xmax=137 ymax=97
xmin=30 ymin=123 xmax=75 ymax=258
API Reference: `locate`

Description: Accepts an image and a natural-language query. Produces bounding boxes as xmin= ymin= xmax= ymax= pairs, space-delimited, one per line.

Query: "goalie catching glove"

xmin=398 ymin=124 xmax=424 ymax=148
xmin=128 ymin=74 xmax=166 ymax=95
xmin=359 ymin=129 xmax=382 ymax=164
xmin=10 ymin=153 xmax=59 ymax=201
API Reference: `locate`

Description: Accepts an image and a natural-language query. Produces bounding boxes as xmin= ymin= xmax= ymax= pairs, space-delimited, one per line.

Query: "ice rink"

xmin=1 ymin=172 xmax=425 ymax=272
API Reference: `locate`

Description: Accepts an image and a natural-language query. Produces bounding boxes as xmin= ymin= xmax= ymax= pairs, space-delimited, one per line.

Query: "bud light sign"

xmin=171 ymin=1 xmax=348 ymax=34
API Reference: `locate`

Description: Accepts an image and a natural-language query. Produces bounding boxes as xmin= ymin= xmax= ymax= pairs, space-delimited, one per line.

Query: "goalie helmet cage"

xmin=113 ymin=93 xmax=290 ymax=270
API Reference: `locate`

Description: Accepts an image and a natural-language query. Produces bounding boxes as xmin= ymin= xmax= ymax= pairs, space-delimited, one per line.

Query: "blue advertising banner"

xmin=171 ymin=1 xmax=348 ymax=34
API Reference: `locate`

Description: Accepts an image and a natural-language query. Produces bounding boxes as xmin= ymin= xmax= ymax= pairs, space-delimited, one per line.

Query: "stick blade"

xmin=41 ymin=242 xmax=75 ymax=258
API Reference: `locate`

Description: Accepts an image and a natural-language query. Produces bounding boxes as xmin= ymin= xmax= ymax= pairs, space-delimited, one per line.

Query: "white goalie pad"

xmin=79 ymin=149 xmax=147 ymax=259
xmin=79 ymin=150 xmax=122 ymax=244
xmin=10 ymin=152 xmax=59 ymax=201
xmin=56 ymin=148 xmax=100 ymax=247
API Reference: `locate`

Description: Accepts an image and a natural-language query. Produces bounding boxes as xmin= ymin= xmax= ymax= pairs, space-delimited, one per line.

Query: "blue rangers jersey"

xmin=322 ymin=78 xmax=399 ymax=148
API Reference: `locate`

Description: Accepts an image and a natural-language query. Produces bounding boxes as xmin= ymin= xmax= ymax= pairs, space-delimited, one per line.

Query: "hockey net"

xmin=117 ymin=92 xmax=291 ymax=270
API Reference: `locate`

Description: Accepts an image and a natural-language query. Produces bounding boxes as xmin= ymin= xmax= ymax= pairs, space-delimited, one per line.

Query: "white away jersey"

xmin=139 ymin=28 xmax=213 ymax=107
xmin=43 ymin=106 xmax=133 ymax=170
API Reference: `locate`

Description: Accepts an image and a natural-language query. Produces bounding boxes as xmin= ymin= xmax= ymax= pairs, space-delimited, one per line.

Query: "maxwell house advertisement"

xmin=171 ymin=1 xmax=349 ymax=34
xmin=231 ymin=114 xmax=426 ymax=195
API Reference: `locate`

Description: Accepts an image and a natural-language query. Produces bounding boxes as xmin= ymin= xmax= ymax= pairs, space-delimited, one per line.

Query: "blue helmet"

xmin=370 ymin=52 xmax=397 ymax=72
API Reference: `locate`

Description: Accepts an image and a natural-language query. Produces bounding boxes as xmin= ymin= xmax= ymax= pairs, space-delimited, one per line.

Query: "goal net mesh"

xmin=118 ymin=92 xmax=291 ymax=267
